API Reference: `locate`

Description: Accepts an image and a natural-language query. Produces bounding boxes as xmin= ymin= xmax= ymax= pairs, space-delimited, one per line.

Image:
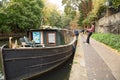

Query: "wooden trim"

xmin=41 ymin=32 xmax=43 ymax=44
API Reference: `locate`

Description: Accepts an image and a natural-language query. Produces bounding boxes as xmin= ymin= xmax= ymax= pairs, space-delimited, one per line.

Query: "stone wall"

xmin=96 ymin=12 xmax=120 ymax=34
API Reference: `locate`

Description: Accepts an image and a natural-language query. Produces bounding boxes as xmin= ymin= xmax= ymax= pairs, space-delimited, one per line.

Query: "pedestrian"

xmin=85 ymin=22 xmax=95 ymax=44
xmin=74 ymin=29 xmax=79 ymax=39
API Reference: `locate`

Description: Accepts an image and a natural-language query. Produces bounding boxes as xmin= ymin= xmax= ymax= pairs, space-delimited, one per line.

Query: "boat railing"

xmin=0 ymin=44 xmax=7 ymax=80
xmin=1 ymin=44 xmax=8 ymax=49
xmin=68 ymin=36 xmax=76 ymax=45
xmin=61 ymin=29 xmax=75 ymax=45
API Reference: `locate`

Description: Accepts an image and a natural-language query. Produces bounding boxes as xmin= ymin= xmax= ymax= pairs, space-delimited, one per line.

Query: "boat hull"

xmin=1 ymin=43 xmax=75 ymax=80
xmin=0 ymin=29 xmax=77 ymax=80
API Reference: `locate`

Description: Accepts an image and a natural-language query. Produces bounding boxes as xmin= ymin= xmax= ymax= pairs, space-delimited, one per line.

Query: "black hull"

xmin=1 ymin=41 xmax=76 ymax=80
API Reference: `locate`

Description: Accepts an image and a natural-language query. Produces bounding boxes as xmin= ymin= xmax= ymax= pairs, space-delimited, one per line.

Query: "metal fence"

xmin=0 ymin=33 xmax=26 ymax=40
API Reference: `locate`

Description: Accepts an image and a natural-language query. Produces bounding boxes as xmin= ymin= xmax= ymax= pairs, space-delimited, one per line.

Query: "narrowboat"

xmin=0 ymin=29 xmax=77 ymax=80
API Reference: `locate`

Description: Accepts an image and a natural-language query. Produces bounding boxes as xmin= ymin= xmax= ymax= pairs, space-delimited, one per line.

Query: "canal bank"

xmin=69 ymin=34 xmax=88 ymax=80
xmin=69 ymin=34 xmax=120 ymax=80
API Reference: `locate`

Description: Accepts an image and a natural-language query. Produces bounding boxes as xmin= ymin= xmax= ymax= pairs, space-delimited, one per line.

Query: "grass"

xmin=92 ymin=33 xmax=120 ymax=52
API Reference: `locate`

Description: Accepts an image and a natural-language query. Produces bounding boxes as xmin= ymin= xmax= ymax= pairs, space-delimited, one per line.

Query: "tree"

xmin=0 ymin=0 xmax=44 ymax=33
xmin=112 ymin=0 xmax=120 ymax=9
xmin=42 ymin=0 xmax=72 ymax=28
xmin=0 ymin=1 xmax=2 ymax=7
xmin=77 ymin=0 xmax=93 ymax=27
xmin=48 ymin=9 xmax=61 ymax=27
xmin=60 ymin=14 xmax=72 ymax=28
xmin=0 ymin=0 xmax=9 ymax=7
xmin=42 ymin=2 xmax=58 ymax=26
xmin=62 ymin=0 xmax=78 ymax=19
xmin=62 ymin=0 xmax=93 ymax=27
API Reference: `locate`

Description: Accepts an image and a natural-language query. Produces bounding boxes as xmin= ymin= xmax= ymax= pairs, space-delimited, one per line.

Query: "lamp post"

xmin=105 ymin=0 xmax=110 ymax=16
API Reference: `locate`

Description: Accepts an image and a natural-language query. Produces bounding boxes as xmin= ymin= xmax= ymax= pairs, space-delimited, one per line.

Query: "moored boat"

xmin=0 ymin=29 xmax=77 ymax=80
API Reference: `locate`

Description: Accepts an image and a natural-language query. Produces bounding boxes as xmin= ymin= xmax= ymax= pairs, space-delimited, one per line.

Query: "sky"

xmin=0 ymin=0 xmax=9 ymax=1
xmin=47 ymin=0 xmax=64 ymax=11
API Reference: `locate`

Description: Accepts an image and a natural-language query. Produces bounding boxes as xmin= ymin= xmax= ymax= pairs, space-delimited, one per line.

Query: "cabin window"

xmin=32 ymin=32 xmax=42 ymax=44
xmin=47 ymin=32 xmax=56 ymax=44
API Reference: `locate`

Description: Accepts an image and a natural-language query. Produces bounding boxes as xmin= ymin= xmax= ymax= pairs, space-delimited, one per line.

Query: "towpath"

xmin=69 ymin=34 xmax=120 ymax=80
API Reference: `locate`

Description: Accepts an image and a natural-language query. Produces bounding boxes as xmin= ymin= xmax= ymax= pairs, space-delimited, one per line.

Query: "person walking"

xmin=85 ymin=22 xmax=95 ymax=44
xmin=74 ymin=29 xmax=79 ymax=40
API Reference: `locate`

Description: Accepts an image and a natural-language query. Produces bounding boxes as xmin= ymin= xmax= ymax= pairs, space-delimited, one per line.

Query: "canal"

xmin=0 ymin=41 xmax=74 ymax=80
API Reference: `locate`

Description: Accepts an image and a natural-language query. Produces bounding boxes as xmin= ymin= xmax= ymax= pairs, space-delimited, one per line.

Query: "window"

xmin=47 ymin=32 xmax=56 ymax=44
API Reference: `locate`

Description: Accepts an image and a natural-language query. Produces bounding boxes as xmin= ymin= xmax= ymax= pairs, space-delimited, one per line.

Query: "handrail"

xmin=0 ymin=44 xmax=7 ymax=51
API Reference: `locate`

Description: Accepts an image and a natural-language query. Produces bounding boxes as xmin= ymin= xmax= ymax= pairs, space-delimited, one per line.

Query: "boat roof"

xmin=28 ymin=29 xmax=59 ymax=32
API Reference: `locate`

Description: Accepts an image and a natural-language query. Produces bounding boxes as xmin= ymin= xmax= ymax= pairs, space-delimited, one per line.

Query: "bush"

xmin=92 ymin=33 xmax=120 ymax=52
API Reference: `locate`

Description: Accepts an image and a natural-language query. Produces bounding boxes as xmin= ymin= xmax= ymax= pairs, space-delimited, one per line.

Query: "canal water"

xmin=0 ymin=41 xmax=75 ymax=80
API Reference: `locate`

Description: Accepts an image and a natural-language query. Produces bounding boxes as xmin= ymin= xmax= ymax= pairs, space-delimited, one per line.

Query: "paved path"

xmin=69 ymin=34 xmax=120 ymax=80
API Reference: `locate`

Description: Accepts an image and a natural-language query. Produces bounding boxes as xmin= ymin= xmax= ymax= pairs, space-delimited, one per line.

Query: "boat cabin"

xmin=20 ymin=29 xmax=66 ymax=47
